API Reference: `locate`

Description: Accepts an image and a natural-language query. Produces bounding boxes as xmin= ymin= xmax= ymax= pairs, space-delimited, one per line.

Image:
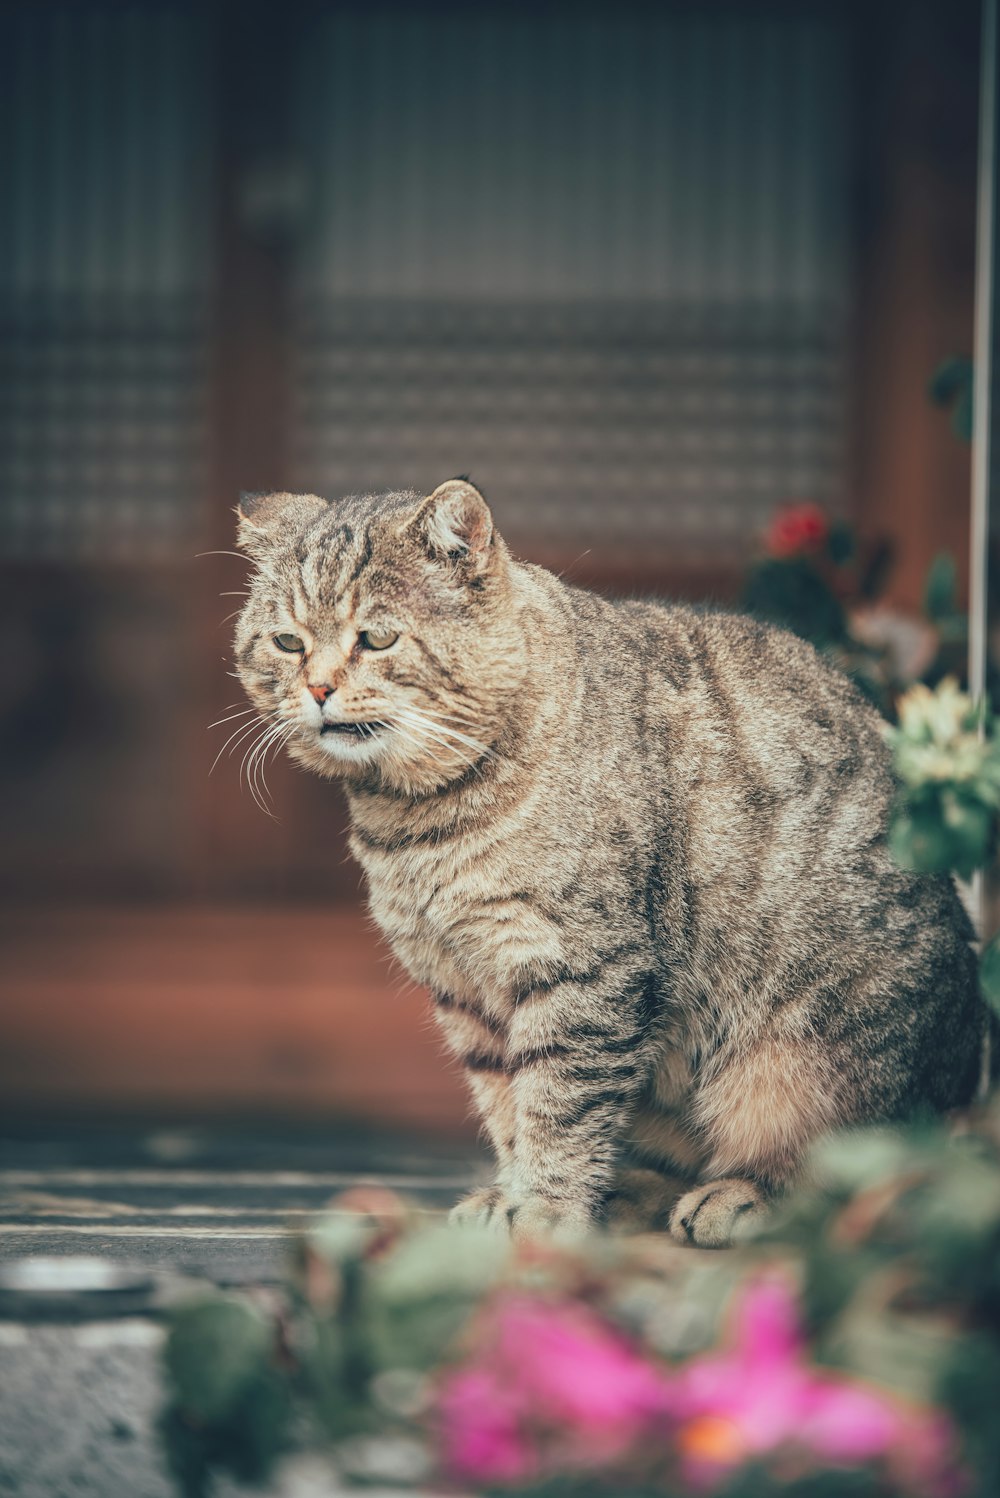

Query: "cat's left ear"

xmin=411 ymin=479 xmax=493 ymax=565
xmin=234 ymin=491 xmax=328 ymax=560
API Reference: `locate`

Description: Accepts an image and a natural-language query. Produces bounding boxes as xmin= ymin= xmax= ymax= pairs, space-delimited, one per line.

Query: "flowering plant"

xmin=160 ymin=1103 xmax=1000 ymax=1498
xmin=435 ymin=1276 xmax=962 ymax=1496
xmin=436 ymin=1293 xmax=676 ymax=1484
xmin=764 ymin=503 xmax=831 ymax=560
xmin=741 ymin=503 xmax=852 ymax=655
xmin=666 ymin=1277 xmax=959 ymax=1495
xmin=883 ymin=678 xmax=1000 ymax=879
xmin=741 ymin=503 xmax=967 ymax=712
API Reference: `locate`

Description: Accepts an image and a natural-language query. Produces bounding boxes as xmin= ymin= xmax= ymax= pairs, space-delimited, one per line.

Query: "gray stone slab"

xmin=0 ymin=1123 xmax=485 ymax=1495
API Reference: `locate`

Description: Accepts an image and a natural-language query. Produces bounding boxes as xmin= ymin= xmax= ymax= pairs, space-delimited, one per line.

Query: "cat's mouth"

xmin=320 ymin=721 xmax=384 ymax=739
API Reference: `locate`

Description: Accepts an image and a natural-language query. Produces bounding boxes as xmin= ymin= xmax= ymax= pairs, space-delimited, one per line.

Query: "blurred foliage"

xmin=741 ymin=502 xmax=852 ymax=652
xmin=738 ymin=503 xmax=968 ymax=715
xmin=883 ymin=678 xmax=1000 ymax=879
xmin=160 ymin=1298 xmax=293 ymax=1494
xmin=741 ymin=556 xmax=850 ymax=651
xmin=929 ymin=356 xmax=974 ymax=444
xmin=884 ymin=677 xmax=1000 ymax=1000
xmin=923 ymin=553 xmax=959 ymax=628
xmin=160 ymin=1106 xmax=1000 ymax=1496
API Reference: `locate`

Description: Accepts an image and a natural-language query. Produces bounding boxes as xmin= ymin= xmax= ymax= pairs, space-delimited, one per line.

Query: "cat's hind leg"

xmin=667 ymin=1177 xmax=770 ymax=1246
xmin=668 ymin=1035 xmax=840 ymax=1247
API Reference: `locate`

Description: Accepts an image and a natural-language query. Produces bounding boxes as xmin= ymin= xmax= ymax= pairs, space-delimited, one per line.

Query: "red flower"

xmin=765 ymin=502 xmax=829 ymax=558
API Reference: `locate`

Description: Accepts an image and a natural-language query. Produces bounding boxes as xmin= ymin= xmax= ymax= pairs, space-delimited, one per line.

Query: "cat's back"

xmin=596 ymin=594 xmax=896 ymax=875
xmin=612 ymin=594 xmax=881 ymax=738
xmin=528 ymin=570 xmax=891 ymax=802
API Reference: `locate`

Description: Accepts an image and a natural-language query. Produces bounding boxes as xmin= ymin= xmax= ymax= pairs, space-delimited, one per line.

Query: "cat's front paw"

xmin=506 ymin=1198 xmax=592 ymax=1244
xmin=450 ymin=1188 xmax=591 ymax=1241
xmin=449 ymin=1185 xmax=510 ymax=1230
xmin=667 ymin=1178 xmax=769 ymax=1248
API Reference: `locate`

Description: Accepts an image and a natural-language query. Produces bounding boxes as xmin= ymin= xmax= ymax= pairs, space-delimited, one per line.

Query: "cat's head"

xmin=231 ymin=480 xmax=524 ymax=794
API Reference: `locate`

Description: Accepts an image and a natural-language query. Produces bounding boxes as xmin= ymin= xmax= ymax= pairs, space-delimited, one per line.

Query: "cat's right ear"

xmin=234 ymin=491 xmax=328 ymax=560
xmin=409 ymin=479 xmax=494 ymax=565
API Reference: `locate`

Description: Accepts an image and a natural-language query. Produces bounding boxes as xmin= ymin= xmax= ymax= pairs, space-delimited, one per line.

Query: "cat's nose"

xmin=308 ymin=682 xmax=335 ymax=704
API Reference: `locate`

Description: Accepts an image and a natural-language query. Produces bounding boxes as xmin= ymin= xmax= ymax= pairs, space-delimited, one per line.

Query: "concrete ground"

xmin=0 ymin=1121 xmax=486 ymax=1497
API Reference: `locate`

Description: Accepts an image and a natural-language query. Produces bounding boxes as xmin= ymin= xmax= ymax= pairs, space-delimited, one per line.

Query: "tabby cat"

xmin=233 ymin=479 xmax=986 ymax=1246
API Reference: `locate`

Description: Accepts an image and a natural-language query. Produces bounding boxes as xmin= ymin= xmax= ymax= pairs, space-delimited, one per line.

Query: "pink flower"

xmin=434 ymin=1294 xmax=674 ymax=1484
xmin=436 ymin=1366 xmax=537 ymax=1485
xmin=493 ymin=1297 xmax=674 ymax=1438
xmin=673 ymin=1277 xmax=962 ymax=1495
xmin=433 ymin=1277 xmax=963 ymax=1495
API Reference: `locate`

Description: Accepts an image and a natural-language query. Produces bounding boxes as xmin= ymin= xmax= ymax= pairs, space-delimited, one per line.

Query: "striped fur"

xmin=233 ymin=481 xmax=984 ymax=1246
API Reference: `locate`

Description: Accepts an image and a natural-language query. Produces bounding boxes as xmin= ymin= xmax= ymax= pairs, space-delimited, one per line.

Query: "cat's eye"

xmin=360 ymin=629 xmax=399 ymax=651
xmin=273 ymin=632 xmax=305 ymax=653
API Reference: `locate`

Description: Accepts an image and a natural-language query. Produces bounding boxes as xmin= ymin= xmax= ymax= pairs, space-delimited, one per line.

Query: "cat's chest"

xmin=355 ymin=837 xmax=564 ymax=1002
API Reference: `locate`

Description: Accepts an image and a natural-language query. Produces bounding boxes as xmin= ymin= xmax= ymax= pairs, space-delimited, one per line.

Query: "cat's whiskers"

xmin=390 ymin=708 xmax=478 ymax=765
xmin=195 ymin=549 xmax=280 ymax=588
xmin=209 ymin=709 xmax=281 ymax=777
xmin=209 ymin=716 xmax=266 ymax=775
xmin=207 ymin=706 xmax=259 ymax=731
xmin=402 ymin=724 xmax=482 ymax=772
xmin=241 ymin=714 xmax=296 ymax=816
xmin=395 ymin=703 xmax=493 ymax=762
xmin=416 ymin=710 xmax=493 ymax=759
xmin=246 ymin=717 xmax=297 ymax=816
xmin=383 ymin=717 xmax=461 ymax=773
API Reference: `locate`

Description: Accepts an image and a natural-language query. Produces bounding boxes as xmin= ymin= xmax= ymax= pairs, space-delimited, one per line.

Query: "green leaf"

xmin=825 ymin=1298 xmax=957 ymax=1403
xmin=306 ymin=1211 xmax=381 ymax=1266
xmin=810 ymin=1126 xmax=911 ymax=1193
xmin=222 ymin=1371 xmax=293 ymax=1483
xmin=953 ymin=384 xmax=974 ymax=443
xmin=981 ymin=933 xmax=1000 ymax=1015
xmin=740 ymin=557 xmax=848 ymax=648
xmin=928 ymin=355 xmax=973 ymax=407
xmin=367 ymin=1222 xmax=510 ymax=1371
xmin=940 ymin=1333 xmax=1000 ymax=1474
xmin=301 ymin=1317 xmax=376 ymax=1440
xmin=164 ymin=1297 xmax=274 ymax=1423
xmin=923 ymin=552 xmax=958 ymax=623
xmin=888 ymin=801 xmax=959 ymax=874
xmin=374 ymin=1222 xmax=510 ymax=1306
xmin=826 ymin=520 xmax=856 ymax=566
xmin=939 ymin=789 xmax=994 ymax=876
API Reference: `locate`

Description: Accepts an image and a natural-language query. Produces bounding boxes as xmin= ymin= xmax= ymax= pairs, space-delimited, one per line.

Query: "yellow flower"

xmin=896 ymin=677 xmax=974 ymax=746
